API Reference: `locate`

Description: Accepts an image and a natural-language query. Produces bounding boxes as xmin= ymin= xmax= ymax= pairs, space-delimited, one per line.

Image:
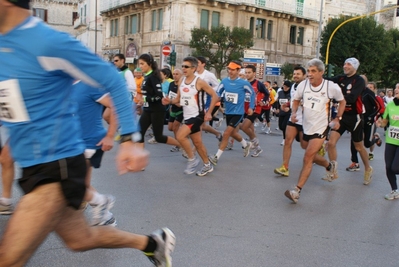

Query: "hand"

xmin=162 ymin=96 xmax=170 ymax=105
xmin=247 ymin=108 xmax=254 ymax=116
xmin=376 ymin=117 xmax=383 ymax=128
xmin=204 ymin=112 xmax=212 ymax=121
xmin=97 ymin=136 xmax=114 ymax=151
xmin=116 ymin=142 xmax=149 ymax=174
xmin=291 ymin=113 xmax=298 ymax=123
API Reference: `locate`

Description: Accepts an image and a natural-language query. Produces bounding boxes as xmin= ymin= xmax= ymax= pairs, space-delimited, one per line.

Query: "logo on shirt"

xmin=183 ymin=87 xmax=190 ymax=93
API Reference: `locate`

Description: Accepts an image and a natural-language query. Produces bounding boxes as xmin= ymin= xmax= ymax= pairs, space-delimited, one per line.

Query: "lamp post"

xmin=316 ymin=0 xmax=324 ymax=59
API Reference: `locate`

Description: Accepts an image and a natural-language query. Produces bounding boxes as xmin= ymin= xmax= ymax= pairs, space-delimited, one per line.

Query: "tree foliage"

xmin=381 ymin=28 xmax=399 ymax=88
xmin=189 ymin=26 xmax=254 ymax=78
xmin=320 ymin=16 xmax=392 ymax=84
xmin=280 ymin=62 xmax=294 ymax=80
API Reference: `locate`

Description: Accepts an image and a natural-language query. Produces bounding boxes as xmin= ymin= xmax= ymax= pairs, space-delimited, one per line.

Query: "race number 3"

xmin=0 ymin=79 xmax=30 ymax=123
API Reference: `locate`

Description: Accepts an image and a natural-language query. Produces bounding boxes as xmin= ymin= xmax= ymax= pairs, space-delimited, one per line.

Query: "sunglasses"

xmin=114 ymin=59 xmax=119 ymax=62
xmin=181 ymin=65 xmax=193 ymax=69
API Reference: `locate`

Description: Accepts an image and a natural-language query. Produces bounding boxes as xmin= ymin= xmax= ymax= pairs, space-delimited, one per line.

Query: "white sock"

xmin=0 ymin=197 xmax=12 ymax=205
xmin=215 ymin=149 xmax=223 ymax=158
xmin=89 ymin=192 xmax=105 ymax=206
xmin=240 ymin=139 xmax=247 ymax=148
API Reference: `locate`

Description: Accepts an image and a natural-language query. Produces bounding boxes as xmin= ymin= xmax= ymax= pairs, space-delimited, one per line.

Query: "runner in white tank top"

xmin=163 ymin=57 xmax=218 ymax=177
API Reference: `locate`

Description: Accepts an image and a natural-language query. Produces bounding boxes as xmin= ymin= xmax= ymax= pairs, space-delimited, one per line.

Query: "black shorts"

xmin=245 ymin=113 xmax=259 ymax=123
xmin=88 ymin=149 xmax=104 ymax=169
xmin=226 ymin=114 xmax=244 ymax=128
xmin=19 ymin=154 xmax=87 ymax=210
xmin=334 ymin=114 xmax=363 ymax=142
xmin=184 ymin=114 xmax=204 ymax=134
xmin=287 ymin=121 xmax=303 ymax=142
xmin=169 ymin=111 xmax=183 ymax=123
xmin=303 ymin=127 xmax=329 ymax=142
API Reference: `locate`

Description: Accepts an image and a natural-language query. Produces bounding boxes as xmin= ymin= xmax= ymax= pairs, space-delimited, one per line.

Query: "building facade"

xmin=74 ymin=0 xmax=103 ymax=54
xmin=99 ymin=0 xmax=375 ymax=79
xmin=31 ymin=0 xmax=79 ymax=35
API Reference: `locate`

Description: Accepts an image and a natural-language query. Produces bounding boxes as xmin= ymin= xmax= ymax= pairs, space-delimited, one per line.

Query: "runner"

xmin=0 ymin=1 xmax=175 ymax=265
xmin=162 ymin=57 xmax=218 ymax=176
xmin=241 ymin=64 xmax=269 ymax=157
xmin=208 ymin=60 xmax=254 ymax=166
xmin=325 ymin=58 xmax=374 ymax=185
xmin=167 ymin=68 xmax=184 ymax=152
xmin=284 ymin=59 xmax=346 ymax=203
xmin=72 ymin=81 xmax=118 ymax=226
xmin=274 ymin=66 xmax=307 ymax=176
xmin=0 ymin=127 xmax=14 ymax=215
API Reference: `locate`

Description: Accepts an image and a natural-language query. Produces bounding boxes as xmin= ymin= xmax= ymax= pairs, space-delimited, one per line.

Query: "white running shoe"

xmin=144 ymin=228 xmax=176 ymax=267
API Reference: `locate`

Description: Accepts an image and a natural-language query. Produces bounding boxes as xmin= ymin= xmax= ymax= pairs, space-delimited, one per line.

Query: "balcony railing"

xmin=100 ymin=0 xmax=319 ymax=21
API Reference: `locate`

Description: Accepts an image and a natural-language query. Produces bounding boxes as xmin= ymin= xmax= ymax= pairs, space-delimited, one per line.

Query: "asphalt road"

xmin=1 ymin=120 xmax=398 ymax=267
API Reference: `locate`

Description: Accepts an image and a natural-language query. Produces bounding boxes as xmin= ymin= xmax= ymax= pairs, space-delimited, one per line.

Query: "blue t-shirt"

xmin=217 ymin=77 xmax=255 ymax=115
xmin=0 ymin=17 xmax=137 ymax=167
xmin=72 ymin=82 xmax=107 ymax=149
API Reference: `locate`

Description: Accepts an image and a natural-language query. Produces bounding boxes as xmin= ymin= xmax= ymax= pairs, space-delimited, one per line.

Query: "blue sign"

xmin=265 ymin=67 xmax=281 ymax=76
xmin=244 ymin=58 xmax=264 ymax=63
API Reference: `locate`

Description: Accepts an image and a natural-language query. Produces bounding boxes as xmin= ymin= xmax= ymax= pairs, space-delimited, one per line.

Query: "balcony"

xmin=74 ymin=17 xmax=87 ymax=29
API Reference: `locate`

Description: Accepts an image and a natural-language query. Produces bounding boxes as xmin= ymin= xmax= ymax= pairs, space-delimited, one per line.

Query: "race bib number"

xmin=0 ymin=79 xmax=30 ymax=123
xmin=244 ymin=93 xmax=251 ymax=103
xmin=143 ymin=102 xmax=149 ymax=107
xmin=389 ymin=126 xmax=399 ymax=140
xmin=279 ymin=99 xmax=288 ymax=105
xmin=180 ymin=96 xmax=196 ymax=106
xmin=168 ymin=91 xmax=177 ymax=100
xmin=303 ymin=97 xmax=324 ymax=112
xmin=225 ymin=92 xmax=238 ymax=104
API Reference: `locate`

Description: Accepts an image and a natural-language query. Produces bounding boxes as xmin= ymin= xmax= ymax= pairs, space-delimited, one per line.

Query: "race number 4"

xmin=0 ymin=79 xmax=30 ymax=123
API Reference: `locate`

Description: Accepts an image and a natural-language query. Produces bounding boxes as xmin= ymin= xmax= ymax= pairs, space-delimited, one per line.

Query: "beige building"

xmin=31 ymin=0 xmax=79 ymax=35
xmin=99 ymin=0 xmax=376 ymax=79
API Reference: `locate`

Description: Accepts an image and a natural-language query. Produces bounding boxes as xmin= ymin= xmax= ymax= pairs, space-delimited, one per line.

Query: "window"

xmin=110 ymin=19 xmax=119 ymax=37
xmin=72 ymin=12 xmax=79 ymax=24
xmin=249 ymin=17 xmax=254 ymax=36
xmin=124 ymin=16 xmax=129 ymax=34
xmin=158 ymin=9 xmax=163 ymax=31
xmin=211 ymin=12 xmax=220 ymax=28
xmin=32 ymin=8 xmax=48 ymax=22
xmin=151 ymin=10 xmax=157 ymax=31
xmin=131 ymin=14 xmax=140 ymax=34
xmin=200 ymin=10 xmax=209 ymax=29
xmin=256 ymin=19 xmax=266 ymax=39
xmin=151 ymin=9 xmax=163 ymax=31
xmin=296 ymin=0 xmax=304 ymax=16
xmin=267 ymin=20 xmax=273 ymax=40
xmin=297 ymin=27 xmax=304 ymax=45
xmin=289 ymin=26 xmax=296 ymax=44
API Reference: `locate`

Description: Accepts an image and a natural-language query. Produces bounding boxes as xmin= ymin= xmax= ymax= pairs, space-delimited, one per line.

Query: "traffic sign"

xmin=162 ymin=46 xmax=171 ymax=56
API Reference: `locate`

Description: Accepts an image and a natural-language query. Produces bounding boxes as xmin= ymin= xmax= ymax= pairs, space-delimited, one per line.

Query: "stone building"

xmin=31 ymin=0 xmax=79 ymax=35
xmin=97 ymin=0 xmax=372 ymax=80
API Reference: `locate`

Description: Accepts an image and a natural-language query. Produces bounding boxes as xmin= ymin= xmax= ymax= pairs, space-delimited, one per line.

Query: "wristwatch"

xmin=119 ymin=132 xmax=142 ymax=144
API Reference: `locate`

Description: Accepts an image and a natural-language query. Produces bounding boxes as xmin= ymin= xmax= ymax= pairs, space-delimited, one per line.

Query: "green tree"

xmin=320 ymin=16 xmax=391 ymax=82
xmin=381 ymin=28 xmax=399 ymax=88
xmin=189 ymin=26 xmax=254 ymax=78
xmin=280 ymin=62 xmax=294 ymax=80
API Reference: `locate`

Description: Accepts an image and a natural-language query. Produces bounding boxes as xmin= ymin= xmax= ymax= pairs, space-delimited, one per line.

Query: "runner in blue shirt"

xmin=0 ymin=1 xmax=175 ymax=266
xmin=208 ymin=60 xmax=255 ymax=166
xmin=72 ymin=81 xmax=118 ymax=226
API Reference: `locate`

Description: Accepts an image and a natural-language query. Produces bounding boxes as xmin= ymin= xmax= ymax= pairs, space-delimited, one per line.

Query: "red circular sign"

xmin=162 ymin=46 xmax=171 ymax=56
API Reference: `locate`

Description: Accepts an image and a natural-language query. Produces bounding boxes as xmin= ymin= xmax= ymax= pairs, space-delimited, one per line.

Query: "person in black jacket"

xmin=276 ymin=80 xmax=292 ymax=146
xmin=325 ymin=58 xmax=373 ymax=185
xmin=136 ymin=53 xmax=180 ymax=150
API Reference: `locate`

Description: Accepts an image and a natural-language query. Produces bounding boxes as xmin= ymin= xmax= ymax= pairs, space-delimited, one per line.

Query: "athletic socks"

xmin=215 ymin=149 xmax=223 ymax=159
xmin=240 ymin=139 xmax=247 ymax=148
